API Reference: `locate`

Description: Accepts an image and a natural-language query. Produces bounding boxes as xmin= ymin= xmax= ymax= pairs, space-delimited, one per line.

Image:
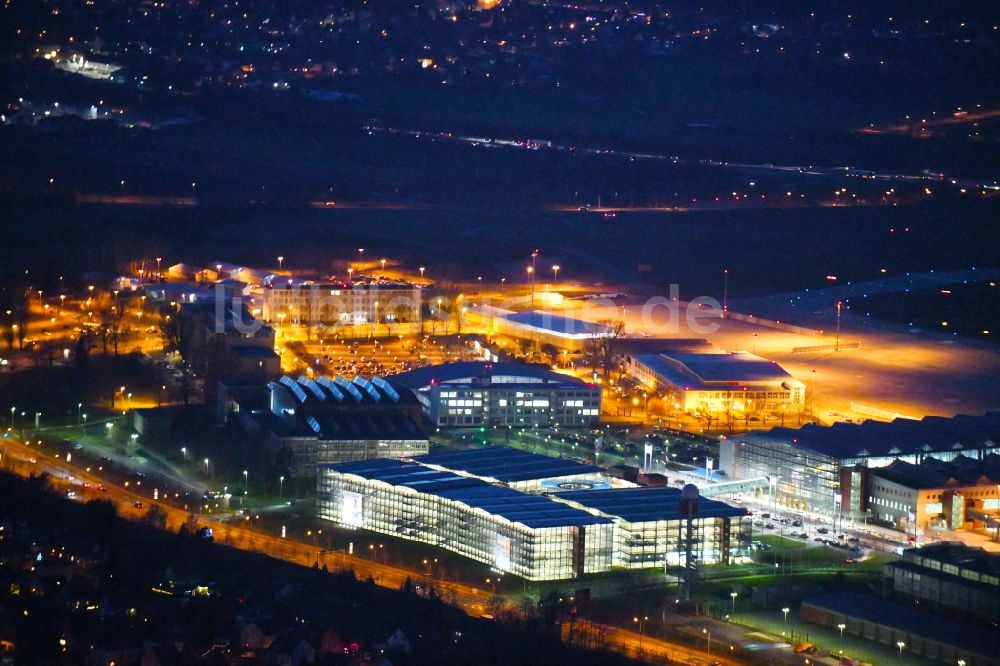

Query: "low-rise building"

xmin=720 ymin=413 xmax=1000 ymax=519
xmin=389 ymin=361 xmax=601 ymax=427
xmin=237 ymin=375 xmax=428 ymax=477
xmin=625 ymin=351 xmax=805 ymax=421
xmin=259 ymin=280 xmax=421 ymax=330
xmin=861 ymin=455 xmax=1000 ymax=531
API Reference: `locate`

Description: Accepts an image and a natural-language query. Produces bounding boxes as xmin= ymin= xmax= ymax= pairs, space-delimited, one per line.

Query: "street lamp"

xmin=837 ymin=623 xmax=846 ymax=653
xmin=730 ymin=591 xmax=737 ymax=613
xmin=243 ymin=469 xmax=248 ymax=506
xmin=419 ymin=266 xmax=425 ymax=280
xmin=277 ymin=256 xmax=284 ymax=271
xmin=552 ymin=264 xmax=560 ymax=283
xmin=279 ymin=475 xmax=285 ymax=503
xmin=897 ymin=641 xmax=906 ymax=661
xmin=702 ymin=628 xmax=711 ymax=656
xmin=633 ymin=615 xmax=648 ymax=654
xmin=380 ymin=258 xmax=386 ymax=274
xmin=782 ymin=607 xmax=790 ymax=624
xmin=529 ymin=249 xmax=539 ymax=310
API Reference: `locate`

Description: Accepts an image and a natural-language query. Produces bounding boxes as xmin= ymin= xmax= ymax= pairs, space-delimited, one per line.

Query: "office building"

xmin=260 ymin=280 xmax=421 ymax=330
xmin=389 ymin=361 xmax=601 ymax=427
xmin=317 ymin=447 xmax=750 ymax=580
xmin=862 ymin=455 xmax=1000 ymax=531
xmin=720 ymin=413 xmax=1000 ymax=519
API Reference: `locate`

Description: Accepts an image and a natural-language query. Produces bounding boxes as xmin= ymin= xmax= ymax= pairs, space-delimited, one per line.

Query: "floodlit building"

xmin=260 ymin=280 xmax=421 ymax=329
xmin=720 ymin=413 xmax=1000 ymax=521
xmin=317 ymin=447 xmax=750 ymax=580
xmin=468 ymin=305 xmax=612 ymax=351
xmin=389 ymin=361 xmax=601 ymax=427
xmin=625 ymin=351 xmax=805 ymax=420
xmin=237 ymin=375 xmax=428 ymax=477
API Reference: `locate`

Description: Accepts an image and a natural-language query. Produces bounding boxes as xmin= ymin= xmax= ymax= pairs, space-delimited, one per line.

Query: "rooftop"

xmin=389 ymin=361 xmax=593 ymax=390
xmin=552 ymin=486 xmax=749 ymax=522
xmin=872 ymin=454 xmax=1000 ymax=490
xmin=897 ymin=542 xmax=1000 ymax=579
xmin=269 ymin=374 xmax=415 ymax=407
xmin=250 ymin=409 xmax=426 ymax=441
xmin=742 ymin=412 xmax=1000 ymax=460
xmin=325 ymin=458 xmax=610 ymax=529
xmin=633 ymin=351 xmax=797 ymax=389
xmin=502 ymin=310 xmax=610 ymax=338
xmin=411 ymin=446 xmax=602 ymax=483
xmin=801 ymin=591 xmax=1000 ymax=658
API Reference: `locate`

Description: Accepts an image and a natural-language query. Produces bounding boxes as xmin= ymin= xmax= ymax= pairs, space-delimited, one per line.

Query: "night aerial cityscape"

xmin=1 ymin=0 xmax=999 ymax=664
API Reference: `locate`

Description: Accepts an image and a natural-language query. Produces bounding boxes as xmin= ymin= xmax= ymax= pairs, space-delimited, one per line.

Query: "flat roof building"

xmin=721 ymin=413 xmax=1000 ymax=521
xmin=260 ymin=280 xmax=421 ymax=333
xmin=800 ymin=591 xmax=1000 ymax=666
xmin=885 ymin=543 xmax=1000 ymax=626
xmin=468 ymin=305 xmax=611 ymax=351
xmin=625 ymin=351 xmax=805 ymax=424
xmin=317 ymin=447 xmax=750 ymax=580
xmin=389 ymin=361 xmax=601 ymax=428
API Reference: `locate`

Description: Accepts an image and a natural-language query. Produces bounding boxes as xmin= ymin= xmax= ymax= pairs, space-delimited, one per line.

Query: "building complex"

xmin=317 ymin=447 xmax=750 ymax=581
xmin=721 ymin=413 xmax=1000 ymax=532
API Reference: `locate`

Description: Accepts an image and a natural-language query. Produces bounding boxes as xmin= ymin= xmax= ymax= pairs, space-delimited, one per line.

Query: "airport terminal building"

xmin=389 ymin=361 xmax=601 ymax=428
xmin=317 ymin=447 xmax=750 ymax=580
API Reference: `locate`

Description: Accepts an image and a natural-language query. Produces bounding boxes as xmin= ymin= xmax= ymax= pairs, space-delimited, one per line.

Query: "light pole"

xmin=837 ymin=623 xmax=846 ymax=654
xmin=730 ymin=591 xmax=737 ymax=613
xmin=835 ymin=300 xmax=843 ymax=351
xmin=782 ymin=607 xmax=790 ymax=624
xmin=722 ymin=267 xmax=729 ymax=318
xmin=529 ymin=249 xmax=538 ymax=310
xmin=243 ymin=469 xmax=248 ymax=506
xmin=702 ymin=628 xmax=711 ymax=656
xmin=204 ymin=458 xmax=212 ymax=479
xmin=419 ymin=266 xmax=425 ymax=281
xmin=277 ymin=256 xmax=284 ymax=271
xmin=380 ymin=258 xmax=386 ymax=274
xmin=156 ymin=257 xmax=162 ymax=277
xmin=633 ymin=615 xmax=648 ymax=655
xmin=279 ymin=475 xmax=285 ymax=503
xmin=897 ymin=641 xmax=906 ymax=661
xmin=552 ymin=264 xmax=560 ymax=284
xmin=81 ymin=414 xmax=87 ymax=435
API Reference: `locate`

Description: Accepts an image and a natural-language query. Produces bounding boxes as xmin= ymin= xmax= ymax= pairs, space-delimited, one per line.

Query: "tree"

xmin=584 ymin=320 xmax=625 ymax=379
xmin=158 ymin=304 xmax=181 ymax=351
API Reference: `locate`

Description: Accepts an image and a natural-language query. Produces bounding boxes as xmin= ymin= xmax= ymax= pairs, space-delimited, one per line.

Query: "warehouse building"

xmin=389 ymin=361 xmax=601 ymax=427
xmin=317 ymin=447 xmax=750 ymax=580
xmin=625 ymin=351 xmax=805 ymax=420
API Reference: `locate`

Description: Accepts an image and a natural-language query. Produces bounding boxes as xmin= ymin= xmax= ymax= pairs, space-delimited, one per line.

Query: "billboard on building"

xmin=495 ymin=534 xmax=511 ymax=571
xmin=342 ymin=490 xmax=364 ymax=527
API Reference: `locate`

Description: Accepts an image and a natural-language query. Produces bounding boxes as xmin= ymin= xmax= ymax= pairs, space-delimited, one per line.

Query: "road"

xmin=0 ymin=434 xmax=733 ymax=665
